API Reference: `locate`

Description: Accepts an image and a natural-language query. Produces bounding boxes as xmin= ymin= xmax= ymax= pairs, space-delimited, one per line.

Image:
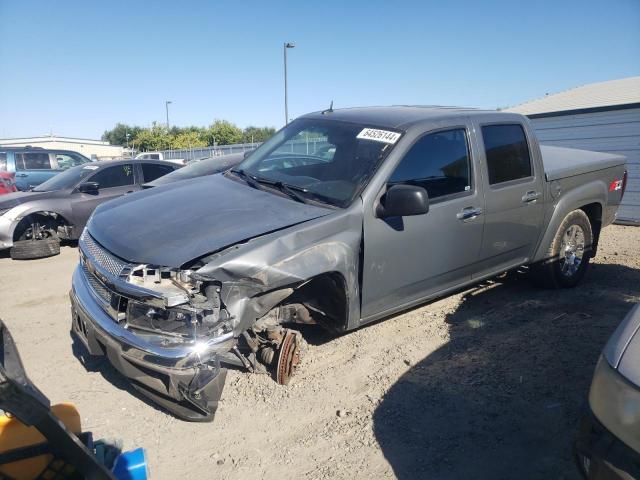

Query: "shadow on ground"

xmin=373 ymin=264 xmax=640 ymax=480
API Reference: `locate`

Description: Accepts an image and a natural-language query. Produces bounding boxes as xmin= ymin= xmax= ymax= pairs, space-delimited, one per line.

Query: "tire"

xmin=532 ymin=209 xmax=593 ymax=289
xmin=10 ymin=236 xmax=60 ymax=260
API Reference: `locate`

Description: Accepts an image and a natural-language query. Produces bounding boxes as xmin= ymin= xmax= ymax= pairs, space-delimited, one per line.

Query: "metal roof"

xmin=506 ymin=77 xmax=640 ymax=116
xmin=301 ymin=105 xmax=502 ymax=130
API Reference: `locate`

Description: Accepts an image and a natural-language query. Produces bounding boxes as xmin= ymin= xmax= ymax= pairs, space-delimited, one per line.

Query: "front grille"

xmin=82 ymin=263 xmax=112 ymax=305
xmin=79 ymin=229 xmax=130 ymax=277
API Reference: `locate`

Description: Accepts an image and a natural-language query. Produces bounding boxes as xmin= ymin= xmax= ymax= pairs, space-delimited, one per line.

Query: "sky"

xmin=0 ymin=0 xmax=639 ymax=140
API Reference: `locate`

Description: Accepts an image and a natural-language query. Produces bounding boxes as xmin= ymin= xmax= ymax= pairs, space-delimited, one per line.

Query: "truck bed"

xmin=541 ymin=145 xmax=626 ymax=182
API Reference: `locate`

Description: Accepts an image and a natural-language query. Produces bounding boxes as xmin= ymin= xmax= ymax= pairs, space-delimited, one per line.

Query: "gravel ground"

xmin=0 ymin=225 xmax=638 ymax=479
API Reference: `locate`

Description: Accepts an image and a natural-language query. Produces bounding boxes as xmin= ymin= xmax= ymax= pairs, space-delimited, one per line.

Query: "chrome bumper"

xmin=70 ymin=265 xmax=229 ymax=421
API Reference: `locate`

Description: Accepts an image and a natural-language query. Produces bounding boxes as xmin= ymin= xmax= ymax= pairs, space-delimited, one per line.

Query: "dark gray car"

xmin=70 ymin=107 xmax=626 ymax=421
xmin=0 ymin=159 xmax=176 ymax=259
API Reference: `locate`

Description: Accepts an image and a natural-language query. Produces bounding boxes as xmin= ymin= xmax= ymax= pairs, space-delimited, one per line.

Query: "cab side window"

xmin=15 ymin=152 xmax=52 ymax=170
xmin=0 ymin=153 xmax=6 ymax=171
xmin=388 ymin=128 xmax=471 ymax=200
xmin=90 ymin=164 xmax=134 ymax=188
xmin=141 ymin=163 xmax=175 ymax=182
xmin=481 ymin=124 xmax=532 ymax=185
xmin=55 ymin=153 xmax=87 ymax=170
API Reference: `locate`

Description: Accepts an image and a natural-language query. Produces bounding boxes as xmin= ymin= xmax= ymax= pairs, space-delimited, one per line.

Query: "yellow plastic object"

xmin=0 ymin=403 xmax=82 ymax=480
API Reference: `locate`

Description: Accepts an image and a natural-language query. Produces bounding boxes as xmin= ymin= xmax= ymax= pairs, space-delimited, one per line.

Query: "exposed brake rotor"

xmin=276 ymin=330 xmax=302 ymax=385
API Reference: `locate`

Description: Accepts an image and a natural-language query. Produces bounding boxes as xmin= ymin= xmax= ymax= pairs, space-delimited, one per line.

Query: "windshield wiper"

xmin=230 ymin=168 xmax=261 ymax=190
xmin=251 ymin=176 xmax=310 ymax=204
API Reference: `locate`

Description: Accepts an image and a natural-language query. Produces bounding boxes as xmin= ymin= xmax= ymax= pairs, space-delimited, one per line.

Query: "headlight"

xmin=589 ymin=356 xmax=640 ymax=452
xmin=126 ymin=300 xmax=224 ymax=343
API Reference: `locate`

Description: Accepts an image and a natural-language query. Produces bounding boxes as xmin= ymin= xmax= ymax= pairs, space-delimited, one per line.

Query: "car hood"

xmin=0 ymin=190 xmax=64 ymax=209
xmin=604 ymin=303 xmax=640 ymax=388
xmin=87 ymin=174 xmax=333 ymax=267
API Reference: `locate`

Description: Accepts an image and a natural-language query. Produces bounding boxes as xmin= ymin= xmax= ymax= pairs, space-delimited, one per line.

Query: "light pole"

xmin=165 ymin=100 xmax=172 ymax=130
xmin=125 ymin=133 xmax=131 ymax=156
xmin=283 ymin=42 xmax=295 ymax=125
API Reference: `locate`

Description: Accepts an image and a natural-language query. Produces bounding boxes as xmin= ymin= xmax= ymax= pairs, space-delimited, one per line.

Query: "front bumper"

xmin=575 ymin=410 xmax=640 ymax=479
xmin=70 ymin=265 xmax=227 ymax=422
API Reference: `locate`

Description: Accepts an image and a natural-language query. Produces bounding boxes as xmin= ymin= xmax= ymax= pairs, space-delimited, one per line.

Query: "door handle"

xmin=456 ymin=207 xmax=483 ymax=221
xmin=15 ymin=173 xmax=27 ymax=177
xmin=522 ymin=191 xmax=541 ymax=203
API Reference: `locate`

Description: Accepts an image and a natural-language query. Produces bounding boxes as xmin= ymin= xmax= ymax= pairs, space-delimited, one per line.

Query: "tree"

xmin=101 ymin=123 xmax=143 ymax=146
xmin=204 ymin=120 xmax=243 ymax=146
xmin=133 ymin=125 xmax=172 ymax=151
xmin=242 ymin=126 xmax=276 ymax=143
xmin=170 ymin=131 xmax=208 ymax=149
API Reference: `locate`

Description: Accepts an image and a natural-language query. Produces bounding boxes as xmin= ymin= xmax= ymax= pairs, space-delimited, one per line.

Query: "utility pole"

xmin=283 ymin=42 xmax=295 ymax=125
xmin=165 ymin=100 xmax=172 ymax=129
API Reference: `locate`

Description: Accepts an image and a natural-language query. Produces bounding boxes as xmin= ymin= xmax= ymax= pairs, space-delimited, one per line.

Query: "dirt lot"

xmin=0 ymin=225 xmax=639 ymax=479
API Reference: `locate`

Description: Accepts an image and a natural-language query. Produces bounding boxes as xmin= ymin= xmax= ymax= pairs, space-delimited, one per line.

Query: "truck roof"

xmin=301 ymin=105 xmax=513 ymax=130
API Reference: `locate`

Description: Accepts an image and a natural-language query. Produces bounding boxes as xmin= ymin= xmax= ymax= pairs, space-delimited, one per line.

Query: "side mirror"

xmin=243 ymin=149 xmax=254 ymax=159
xmin=376 ymin=184 xmax=430 ymax=218
xmin=78 ymin=182 xmax=99 ymax=194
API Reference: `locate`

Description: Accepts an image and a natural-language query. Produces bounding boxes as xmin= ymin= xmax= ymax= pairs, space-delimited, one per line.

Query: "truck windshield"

xmin=234 ymin=118 xmax=402 ymax=208
xmin=33 ymin=164 xmax=98 ymax=191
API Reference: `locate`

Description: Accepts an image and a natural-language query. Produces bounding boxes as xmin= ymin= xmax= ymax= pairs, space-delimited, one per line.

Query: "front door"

xmin=361 ymin=127 xmax=485 ymax=320
xmin=71 ymin=163 xmax=138 ymax=234
xmin=472 ymin=123 xmax=545 ymax=275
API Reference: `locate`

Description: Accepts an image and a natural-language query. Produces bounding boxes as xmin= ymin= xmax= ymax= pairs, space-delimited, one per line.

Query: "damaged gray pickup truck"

xmin=70 ymin=106 xmax=627 ymax=421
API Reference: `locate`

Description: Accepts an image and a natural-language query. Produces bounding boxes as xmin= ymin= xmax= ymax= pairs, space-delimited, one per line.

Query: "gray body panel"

xmin=541 ymin=145 xmax=626 ymax=181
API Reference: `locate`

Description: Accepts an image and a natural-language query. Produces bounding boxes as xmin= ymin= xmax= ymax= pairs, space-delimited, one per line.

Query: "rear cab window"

xmin=15 ymin=152 xmax=53 ymax=170
xmin=481 ymin=124 xmax=532 ymax=185
xmin=388 ymin=128 xmax=472 ymax=201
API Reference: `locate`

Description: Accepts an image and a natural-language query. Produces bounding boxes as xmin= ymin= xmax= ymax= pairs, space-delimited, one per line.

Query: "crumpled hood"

xmin=88 ymin=174 xmax=333 ymax=267
xmin=604 ymin=303 xmax=640 ymax=388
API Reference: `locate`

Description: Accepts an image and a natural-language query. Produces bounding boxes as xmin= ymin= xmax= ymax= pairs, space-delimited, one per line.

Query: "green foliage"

xmin=102 ymin=120 xmax=276 ymax=152
xmin=204 ymin=120 xmax=243 ymax=146
xmin=170 ymin=131 xmax=208 ymax=149
xmin=101 ymin=123 xmax=143 ymax=146
xmin=132 ymin=125 xmax=172 ymax=151
xmin=242 ymin=126 xmax=276 ymax=143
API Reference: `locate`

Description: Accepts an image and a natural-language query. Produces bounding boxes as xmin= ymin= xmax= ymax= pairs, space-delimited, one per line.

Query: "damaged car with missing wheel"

xmin=70 ymin=106 xmax=627 ymax=421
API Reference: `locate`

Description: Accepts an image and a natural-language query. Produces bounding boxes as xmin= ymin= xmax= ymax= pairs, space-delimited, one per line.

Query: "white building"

xmin=0 ymin=135 xmax=125 ymax=160
xmin=507 ymin=76 xmax=640 ymax=224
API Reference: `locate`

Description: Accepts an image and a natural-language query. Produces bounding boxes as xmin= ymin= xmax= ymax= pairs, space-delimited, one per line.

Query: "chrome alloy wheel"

xmin=559 ymin=224 xmax=586 ymax=277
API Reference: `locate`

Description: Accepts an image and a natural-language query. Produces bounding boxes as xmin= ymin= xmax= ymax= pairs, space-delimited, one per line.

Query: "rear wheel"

xmin=533 ymin=209 xmax=593 ymax=288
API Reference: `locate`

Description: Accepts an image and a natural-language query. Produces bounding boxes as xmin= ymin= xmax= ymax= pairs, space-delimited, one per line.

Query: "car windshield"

xmin=233 ymin=118 xmax=401 ymax=207
xmin=33 ymin=163 xmax=99 ymax=191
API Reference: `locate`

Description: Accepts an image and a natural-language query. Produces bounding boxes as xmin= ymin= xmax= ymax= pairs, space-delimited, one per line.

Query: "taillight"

xmin=609 ymin=171 xmax=627 ymax=198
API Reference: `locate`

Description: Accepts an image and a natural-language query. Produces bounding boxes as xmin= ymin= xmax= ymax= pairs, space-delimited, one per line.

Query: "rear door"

xmin=473 ymin=122 xmax=545 ymax=275
xmin=13 ymin=151 xmax=56 ymax=190
xmin=71 ymin=163 xmax=137 ymax=232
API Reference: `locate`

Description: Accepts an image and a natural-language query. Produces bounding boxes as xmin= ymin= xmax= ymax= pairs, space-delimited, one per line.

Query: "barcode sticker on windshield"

xmin=357 ymin=128 xmax=401 ymax=144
